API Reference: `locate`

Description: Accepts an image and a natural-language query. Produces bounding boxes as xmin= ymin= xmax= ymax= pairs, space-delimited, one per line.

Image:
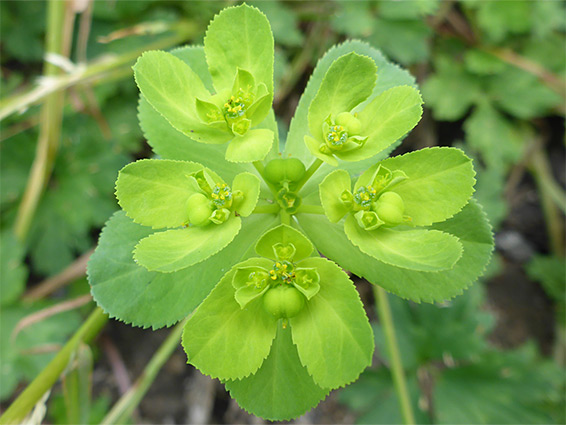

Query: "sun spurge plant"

xmin=87 ymin=4 xmax=493 ymax=420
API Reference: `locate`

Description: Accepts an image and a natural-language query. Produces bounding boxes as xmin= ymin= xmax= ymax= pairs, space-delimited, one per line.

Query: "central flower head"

xmin=224 ymin=95 xmax=246 ymax=118
xmin=326 ymin=125 xmax=348 ymax=148
xmin=353 ymin=185 xmax=377 ymax=209
xmin=269 ymin=260 xmax=296 ymax=284
xmin=211 ymin=183 xmax=233 ymax=208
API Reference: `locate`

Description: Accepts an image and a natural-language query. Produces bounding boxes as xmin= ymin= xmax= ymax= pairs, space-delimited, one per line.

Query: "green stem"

xmin=295 ymin=204 xmax=325 ymax=215
xmin=280 ymin=210 xmax=291 ymax=226
xmin=529 ymin=147 xmax=565 ymax=256
xmin=0 ymin=307 xmax=108 ymax=425
xmin=252 ymin=204 xmax=280 ymax=214
xmin=374 ymin=286 xmax=415 ymax=425
xmin=101 ymin=317 xmax=188 ymax=425
xmin=295 ymin=158 xmax=323 ymax=192
xmin=13 ymin=0 xmax=71 ymax=241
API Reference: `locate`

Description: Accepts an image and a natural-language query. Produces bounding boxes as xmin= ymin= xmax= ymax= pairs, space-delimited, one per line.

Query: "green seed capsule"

xmin=376 ymin=191 xmax=405 ymax=225
xmin=263 ymin=285 xmax=305 ymax=319
xmin=264 ymin=158 xmax=306 ymax=184
xmin=187 ymin=193 xmax=213 ymax=226
xmin=335 ymin=112 xmax=362 ymax=136
xmin=283 ymin=158 xmax=306 ymax=182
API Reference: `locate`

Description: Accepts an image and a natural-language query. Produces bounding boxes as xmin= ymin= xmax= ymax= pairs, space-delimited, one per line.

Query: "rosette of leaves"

xmin=114 ymin=159 xmax=260 ymax=273
xmin=304 ymin=52 xmax=423 ymax=166
xmin=133 ymin=4 xmax=274 ymax=163
xmin=182 ymin=224 xmax=373 ymax=420
xmin=319 ymin=147 xmax=475 ymax=272
xmin=87 ymin=3 xmax=494 ymax=421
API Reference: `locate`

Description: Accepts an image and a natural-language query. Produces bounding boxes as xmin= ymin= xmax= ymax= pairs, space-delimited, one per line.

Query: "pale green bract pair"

xmin=87 ymin=3 xmax=493 ymax=421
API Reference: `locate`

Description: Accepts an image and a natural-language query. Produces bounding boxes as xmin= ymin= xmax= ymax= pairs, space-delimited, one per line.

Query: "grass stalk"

xmin=13 ymin=0 xmax=73 ymax=241
xmin=374 ymin=285 xmax=416 ymax=425
xmin=101 ymin=317 xmax=188 ymax=425
xmin=0 ymin=307 xmax=108 ymax=425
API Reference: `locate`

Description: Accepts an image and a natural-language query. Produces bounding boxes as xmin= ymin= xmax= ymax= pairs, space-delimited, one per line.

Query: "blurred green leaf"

xmin=378 ymin=0 xmax=439 ymax=19
xmin=526 ymin=255 xmax=566 ymax=325
xmin=370 ymin=19 xmax=432 ymax=65
xmin=434 ymin=344 xmax=564 ymax=424
xmin=0 ymin=304 xmax=82 ymax=401
xmin=332 ymin=1 xmax=375 ymax=38
xmin=339 ymin=369 xmax=429 ymax=424
xmin=488 ymin=68 xmax=562 ymax=119
xmin=422 ymin=57 xmax=481 ymax=121
xmin=0 ymin=232 xmax=27 ymax=306
xmin=466 ymin=0 xmax=532 ymax=43
xmin=464 ymin=101 xmax=526 ymax=170
xmin=250 ymin=1 xmax=303 ymax=47
xmin=464 ymin=50 xmax=507 ymax=75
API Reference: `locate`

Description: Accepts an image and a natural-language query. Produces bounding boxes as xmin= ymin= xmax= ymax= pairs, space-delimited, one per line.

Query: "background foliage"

xmin=1 ymin=1 xmax=564 ymax=423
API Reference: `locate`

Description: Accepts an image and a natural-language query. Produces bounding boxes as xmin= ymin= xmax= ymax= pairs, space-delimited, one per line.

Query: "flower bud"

xmin=187 ymin=193 xmax=213 ymax=226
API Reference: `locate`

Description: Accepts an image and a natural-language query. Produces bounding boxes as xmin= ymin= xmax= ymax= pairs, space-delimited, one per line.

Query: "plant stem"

xmin=280 ymin=210 xmax=291 ymax=226
xmin=295 ymin=158 xmax=323 ymax=192
xmin=13 ymin=0 xmax=72 ymax=241
xmin=101 ymin=317 xmax=188 ymax=425
xmin=295 ymin=204 xmax=325 ymax=214
xmin=374 ymin=285 xmax=415 ymax=425
xmin=0 ymin=307 xmax=108 ymax=425
xmin=529 ymin=147 xmax=565 ymax=256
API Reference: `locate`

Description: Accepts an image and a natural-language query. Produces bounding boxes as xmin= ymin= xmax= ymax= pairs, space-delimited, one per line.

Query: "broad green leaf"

xmin=255 ymin=224 xmax=313 ymax=261
xmin=133 ymin=50 xmax=229 ymax=144
xmin=304 ymin=135 xmax=338 ymax=166
xmin=341 ymin=86 xmax=422 ymax=162
xmin=225 ymin=323 xmax=329 ymax=421
xmin=204 ymin=4 xmax=274 ymax=94
xmin=137 ymin=47 xmax=255 ymax=181
xmin=116 ymin=159 xmax=206 ymax=229
xmin=134 ymin=217 xmax=242 ymax=272
xmin=298 ymin=199 xmax=493 ymax=303
xmin=88 ymin=212 xmax=277 ymax=329
xmin=225 ymin=129 xmax=273 ymax=163
xmin=0 ymin=232 xmax=27 ymax=306
xmin=344 ymin=216 xmax=463 ymax=272
xmin=232 ymin=172 xmax=260 ymax=217
xmin=308 ymin=52 xmax=377 ymax=143
xmin=139 ymin=96 xmax=251 ymax=179
xmin=290 ymin=257 xmax=373 ymax=389
xmin=285 ymin=40 xmax=415 ymax=164
xmin=371 ymin=147 xmax=476 ymax=226
xmin=182 ymin=258 xmax=277 ymax=380
xmin=319 ymin=169 xmax=352 ymax=222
